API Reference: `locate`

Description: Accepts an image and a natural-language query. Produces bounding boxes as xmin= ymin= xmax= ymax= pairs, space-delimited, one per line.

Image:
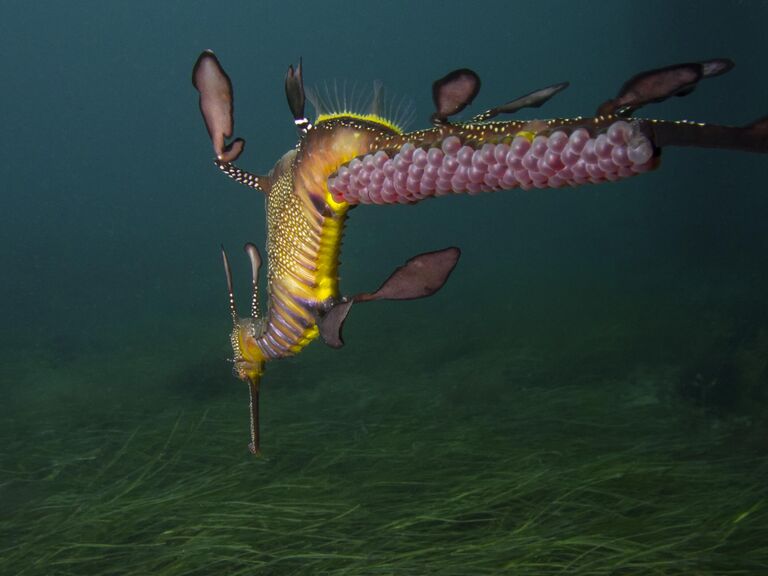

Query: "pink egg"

xmin=595 ymin=134 xmax=612 ymax=158
xmin=548 ymin=131 xmax=568 ymax=153
xmin=399 ymin=142 xmax=415 ymax=162
xmin=441 ymin=136 xmax=461 ymax=155
xmin=607 ymin=120 xmax=631 ymax=146
xmin=427 ymin=147 xmax=444 ymax=166
xmin=510 ymin=136 xmax=530 ymax=158
xmin=531 ymin=136 xmax=548 ymax=158
xmin=568 ymin=128 xmax=589 ymax=152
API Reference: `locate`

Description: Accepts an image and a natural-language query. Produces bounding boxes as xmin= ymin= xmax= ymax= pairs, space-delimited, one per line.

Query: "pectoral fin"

xmin=317 ymin=247 xmax=461 ymax=348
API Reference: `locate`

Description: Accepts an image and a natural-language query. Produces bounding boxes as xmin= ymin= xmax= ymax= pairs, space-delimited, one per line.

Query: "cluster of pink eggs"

xmin=327 ymin=120 xmax=656 ymax=205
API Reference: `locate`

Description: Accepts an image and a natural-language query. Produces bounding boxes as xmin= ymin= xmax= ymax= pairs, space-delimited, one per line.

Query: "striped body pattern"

xmin=238 ymin=119 xmax=401 ymax=363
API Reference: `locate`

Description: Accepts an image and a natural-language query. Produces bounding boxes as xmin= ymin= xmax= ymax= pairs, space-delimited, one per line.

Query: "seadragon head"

xmin=221 ymin=243 xmax=266 ymax=454
xmin=221 ymin=243 xmax=266 ymax=383
xmin=229 ymin=317 xmax=265 ymax=384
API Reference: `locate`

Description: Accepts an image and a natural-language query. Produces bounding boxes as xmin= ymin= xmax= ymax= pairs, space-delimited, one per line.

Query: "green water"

xmin=1 ymin=1 xmax=767 ymax=574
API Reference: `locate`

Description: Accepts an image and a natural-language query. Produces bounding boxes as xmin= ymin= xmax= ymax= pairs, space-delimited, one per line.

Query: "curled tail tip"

xmin=747 ymin=115 xmax=768 ymax=131
xmin=745 ymin=115 xmax=768 ymax=152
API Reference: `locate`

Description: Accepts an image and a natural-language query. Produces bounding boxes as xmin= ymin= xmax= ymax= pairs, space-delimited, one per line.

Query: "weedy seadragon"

xmin=192 ymin=50 xmax=767 ymax=454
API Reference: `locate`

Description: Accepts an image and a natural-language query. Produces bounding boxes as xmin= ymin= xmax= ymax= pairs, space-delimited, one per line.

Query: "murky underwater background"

xmin=1 ymin=1 xmax=767 ymax=573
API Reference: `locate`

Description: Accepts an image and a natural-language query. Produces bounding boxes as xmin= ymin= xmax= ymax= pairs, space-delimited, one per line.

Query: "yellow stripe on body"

xmin=256 ymin=118 xmax=400 ymax=359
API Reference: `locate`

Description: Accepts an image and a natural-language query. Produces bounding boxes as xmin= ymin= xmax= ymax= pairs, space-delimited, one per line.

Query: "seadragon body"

xmin=192 ymin=51 xmax=767 ymax=454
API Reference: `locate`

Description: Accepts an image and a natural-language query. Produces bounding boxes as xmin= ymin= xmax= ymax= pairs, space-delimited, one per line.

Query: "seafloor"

xmin=1 ymin=277 xmax=766 ymax=575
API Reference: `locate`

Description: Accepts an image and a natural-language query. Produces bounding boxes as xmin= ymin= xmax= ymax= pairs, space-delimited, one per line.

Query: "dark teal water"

xmin=2 ymin=1 xmax=767 ymax=574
